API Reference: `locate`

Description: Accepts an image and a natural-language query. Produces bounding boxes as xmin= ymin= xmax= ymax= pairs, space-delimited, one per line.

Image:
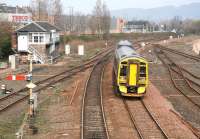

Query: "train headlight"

xmin=139 ymin=77 xmax=146 ymax=82
xmin=120 ymin=76 xmax=126 ymax=80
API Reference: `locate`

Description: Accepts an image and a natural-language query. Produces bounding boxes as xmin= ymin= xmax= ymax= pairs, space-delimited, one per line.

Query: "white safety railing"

xmin=28 ymin=46 xmax=45 ymax=64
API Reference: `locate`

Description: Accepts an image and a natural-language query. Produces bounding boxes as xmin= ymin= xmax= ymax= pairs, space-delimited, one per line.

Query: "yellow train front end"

xmin=117 ymin=58 xmax=148 ymax=97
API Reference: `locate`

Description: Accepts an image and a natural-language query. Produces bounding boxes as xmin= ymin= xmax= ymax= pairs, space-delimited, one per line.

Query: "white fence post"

xmin=9 ymin=55 xmax=16 ymax=70
xmin=78 ymin=45 xmax=84 ymax=56
xmin=65 ymin=45 xmax=70 ymax=55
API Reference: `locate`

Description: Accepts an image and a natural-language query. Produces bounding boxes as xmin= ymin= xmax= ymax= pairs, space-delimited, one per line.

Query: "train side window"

xmin=120 ymin=66 xmax=127 ymax=76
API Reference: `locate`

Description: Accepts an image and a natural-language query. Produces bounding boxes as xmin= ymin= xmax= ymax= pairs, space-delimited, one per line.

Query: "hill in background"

xmin=111 ymin=3 xmax=200 ymax=21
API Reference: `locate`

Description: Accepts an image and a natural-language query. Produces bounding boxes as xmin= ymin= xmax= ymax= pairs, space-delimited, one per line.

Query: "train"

xmin=113 ymin=40 xmax=149 ymax=97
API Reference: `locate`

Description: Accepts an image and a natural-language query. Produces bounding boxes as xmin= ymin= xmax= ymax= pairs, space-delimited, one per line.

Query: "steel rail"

xmin=100 ymin=61 xmax=110 ymax=139
xmin=161 ymin=52 xmax=200 ymax=96
xmin=171 ymin=68 xmax=200 ymax=91
xmin=168 ymin=67 xmax=200 ymax=109
xmin=155 ymin=47 xmax=200 ymax=109
xmin=155 ymin=44 xmax=200 ymax=61
xmin=122 ymin=99 xmax=144 ymax=139
xmin=0 ymin=47 xmax=114 ymax=101
xmin=155 ymin=47 xmax=200 ymax=88
xmin=122 ymin=98 xmax=169 ymax=139
xmin=81 ymin=55 xmax=110 ymax=139
xmin=140 ymin=100 xmax=169 ymax=139
xmin=0 ymin=48 xmax=114 ymax=113
xmin=0 ymin=63 xmax=94 ymax=113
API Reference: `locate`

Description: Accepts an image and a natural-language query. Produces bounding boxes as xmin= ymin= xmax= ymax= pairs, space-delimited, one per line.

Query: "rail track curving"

xmin=154 ymin=47 xmax=200 ymax=109
xmin=81 ymin=55 xmax=110 ymax=139
xmin=155 ymin=44 xmax=200 ymax=61
xmin=0 ymin=47 xmax=114 ymax=113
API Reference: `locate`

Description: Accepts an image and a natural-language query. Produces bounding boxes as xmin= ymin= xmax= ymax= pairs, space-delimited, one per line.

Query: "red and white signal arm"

xmin=6 ymin=74 xmax=26 ymax=81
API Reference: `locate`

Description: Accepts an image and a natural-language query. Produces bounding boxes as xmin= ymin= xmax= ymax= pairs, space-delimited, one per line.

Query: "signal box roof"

xmin=16 ymin=21 xmax=61 ymax=33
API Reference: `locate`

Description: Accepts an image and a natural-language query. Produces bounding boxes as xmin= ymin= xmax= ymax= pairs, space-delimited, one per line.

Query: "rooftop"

xmin=0 ymin=3 xmax=29 ymax=13
xmin=16 ymin=22 xmax=61 ymax=32
xmin=126 ymin=20 xmax=150 ymax=26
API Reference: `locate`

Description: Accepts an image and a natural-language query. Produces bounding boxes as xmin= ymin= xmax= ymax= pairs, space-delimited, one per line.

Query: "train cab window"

xmin=140 ymin=67 xmax=146 ymax=77
xmin=140 ymin=62 xmax=146 ymax=66
xmin=121 ymin=61 xmax=127 ymax=64
xmin=120 ymin=65 xmax=127 ymax=76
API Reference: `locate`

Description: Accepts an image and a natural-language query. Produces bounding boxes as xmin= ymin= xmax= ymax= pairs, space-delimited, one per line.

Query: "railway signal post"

xmin=6 ymin=53 xmax=37 ymax=138
xmin=27 ymin=53 xmax=36 ymax=117
xmin=7 ymin=54 xmax=37 ymax=116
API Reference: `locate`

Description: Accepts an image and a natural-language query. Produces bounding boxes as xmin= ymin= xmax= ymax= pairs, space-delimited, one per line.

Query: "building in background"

xmin=14 ymin=22 xmax=60 ymax=64
xmin=110 ymin=17 xmax=126 ymax=33
xmin=122 ymin=20 xmax=154 ymax=33
xmin=0 ymin=3 xmax=32 ymax=24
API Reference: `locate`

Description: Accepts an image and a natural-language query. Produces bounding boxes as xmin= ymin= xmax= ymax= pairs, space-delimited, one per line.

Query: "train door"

xmin=129 ymin=64 xmax=138 ymax=86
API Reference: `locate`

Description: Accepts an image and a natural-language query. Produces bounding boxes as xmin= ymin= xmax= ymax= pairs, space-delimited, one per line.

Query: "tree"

xmin=169 ymin=16 xmax=183 ymax=32
xmin=174 ymin=19 xmax=200 ymax=35
xmin=30 ymin=0 xmax=64 ymax=29
xmin=193 ymin=20 xmax=200 ymax=34
xmin=89 ymin=15 xmax=97 ymax=34
xmin=52 ymin=0 xmax=63 ymax=28
xmin=90 ymin=0 xmax=111 ymax=38
xmin=93 ymin=0 xmax=103 ymax=36
xmin=30 ymin=0 xmax=49 ymax=21
xmin=102 ymin=3 xmax=111 ymax=39
xmin=73 ymin=13 xmax=87 ymax=34
xmin=0 ymin=22 xmax=13 ymax=58
xmin=182 ymin=19 xmax=194 ymax=34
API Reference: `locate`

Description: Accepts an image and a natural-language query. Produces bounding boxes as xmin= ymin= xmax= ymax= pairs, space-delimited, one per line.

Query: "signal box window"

xmin=34 ymin=36 xmax=39 ymax=43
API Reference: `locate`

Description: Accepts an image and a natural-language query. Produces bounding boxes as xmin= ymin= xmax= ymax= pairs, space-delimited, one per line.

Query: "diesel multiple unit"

xmin=113 ymin=40 xmax=148 ymax=97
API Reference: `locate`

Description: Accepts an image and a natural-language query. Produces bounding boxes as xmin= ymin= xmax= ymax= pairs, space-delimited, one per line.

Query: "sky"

xmin=1 ymin=0 xmax=200 ymax=14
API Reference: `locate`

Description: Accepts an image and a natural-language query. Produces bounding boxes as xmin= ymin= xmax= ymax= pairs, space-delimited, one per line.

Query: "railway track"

xmin=154 ymin=47 xmax=200 ymax=109
xmin=134 ymin=37 xmax=167 ymax=50
xmin=157 ymin=47 xmax=200 ymax=83
xmin=81 ymin=55 xmax=110 ymax=139
xmin=0 ymin=37 xmax=164 ymax=114
xmin=0 ymin=47 xmax=114 ymax=113
xmin=153 ymin=45 xmax=200 ymax=89
xmin=0 ymin=63 xmax=94 ymax=113
xmin=0 ymin=68 xmax=27 ymax=81
xmin=123 ymin=98 xmax=169 ymax=139
xmin=155 ymin=44 xmax=200 ymax=62
xmin=0 ymin=47 xmax=111 ymax=82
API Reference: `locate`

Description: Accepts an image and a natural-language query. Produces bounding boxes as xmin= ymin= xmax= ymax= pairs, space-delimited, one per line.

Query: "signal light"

xmin=25 ymin=74 xmax=32 ymax=81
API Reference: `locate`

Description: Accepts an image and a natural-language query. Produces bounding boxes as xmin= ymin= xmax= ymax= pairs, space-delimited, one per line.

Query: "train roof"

xmin=118 ymin=40 xmax=132 ymax=47
xmin=116 ymin=45 xmax=142 ymax=60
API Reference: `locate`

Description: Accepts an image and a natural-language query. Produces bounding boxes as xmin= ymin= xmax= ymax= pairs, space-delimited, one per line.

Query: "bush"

xmin=0 ymin=37 xmax=13 ymax=58
xmin=77 ymin=35 xmax=98 ymax=42
xmin=61 ymin=34 xmax=99 ymax=43
xmin=61 ymin=35 xmax=72 ymax=44
xmin=0 ymin=22 xmax=13 ymax=59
